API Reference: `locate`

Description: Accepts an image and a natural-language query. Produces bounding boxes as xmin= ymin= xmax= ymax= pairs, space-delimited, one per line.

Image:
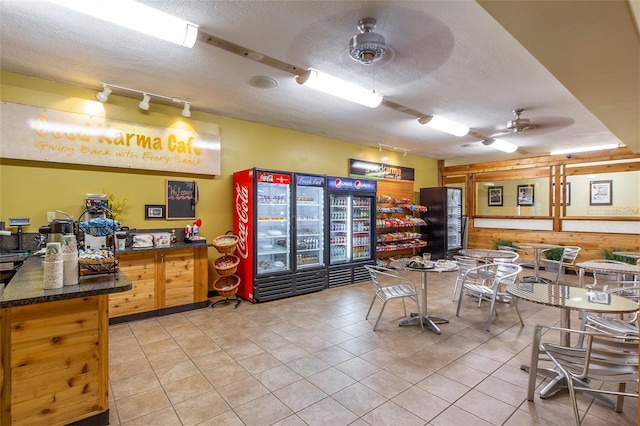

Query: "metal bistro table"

xmin=512 ymin=243 xmax=561 ymax=282
xmin=395 ymin=260 xmax=458 ymax=334
xmin=506 ymin=282 xmax=639 ymax=398
xmin=458 ymin=248 xmax=518 ymax=263
xmin=576 ymin=260 xmax=639 ymax=287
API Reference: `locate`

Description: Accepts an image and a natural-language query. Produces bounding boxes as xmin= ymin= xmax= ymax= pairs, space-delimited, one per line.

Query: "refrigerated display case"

xmin=232 ymin=169 xmax=327 ymax=303
xmin=327 ymin=176 xmax=376 ymax=287
xmin=419 ymin=186 xmax=463 ymax=260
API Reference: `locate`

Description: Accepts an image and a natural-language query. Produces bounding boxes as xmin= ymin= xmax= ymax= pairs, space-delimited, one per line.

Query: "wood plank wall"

xmin=442 ymin=149 xmax=640 ymax=262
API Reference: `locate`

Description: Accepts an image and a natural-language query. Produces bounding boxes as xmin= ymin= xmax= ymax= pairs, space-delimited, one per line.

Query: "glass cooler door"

xmin=329 ymin=194 xmax=350 ymax=264
xmin=351 ymin=196 xmax=372 ymax=261
xmin=255 ymin=175 xmax=291 ymax=275
xmin=295 ymin=183 xmax=325 ymax=269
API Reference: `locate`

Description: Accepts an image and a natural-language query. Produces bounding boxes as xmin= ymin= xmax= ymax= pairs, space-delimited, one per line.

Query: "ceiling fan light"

xmin=139 ymin=93 xmax=150 ymax=111
xmin=550 ymin=143 xmax=620 ymax=155
xmin=95 ymin=85 xmax=111 ymax=102
xmin=418 ymin=115 xmax=469 ymax=137
xmin=48 ymin=0 xmax=199 ymax=47
xmin=483 ymin=138 xmax=517 ymax=153
xmin=295 ymin=68 xmax=383 ymax=108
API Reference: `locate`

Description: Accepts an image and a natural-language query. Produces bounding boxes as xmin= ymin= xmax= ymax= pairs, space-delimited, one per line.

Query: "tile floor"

xmin=108 ymin=269 xmax=638 ymax=425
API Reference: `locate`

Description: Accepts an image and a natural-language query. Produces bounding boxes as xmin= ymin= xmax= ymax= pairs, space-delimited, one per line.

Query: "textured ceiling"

xmin=1 ymin=1 xmax=638 ymax=166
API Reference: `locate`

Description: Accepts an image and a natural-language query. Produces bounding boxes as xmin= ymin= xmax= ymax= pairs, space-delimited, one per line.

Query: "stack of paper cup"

xmin=44 ymin=242 xmax=63 ymax=289
xmin=61 ymin=234 xmax=79 ymax=286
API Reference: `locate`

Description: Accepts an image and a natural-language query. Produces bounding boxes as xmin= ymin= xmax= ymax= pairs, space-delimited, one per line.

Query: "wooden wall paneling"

xmin=6 ymin=296 xmax=106 ymax=426
xmin=468 ymin=228 xmax=639 ymax=261
xmin=109 ymin=252 xmax=156 ymax=317
xmin=163 ymin=249 xmax=196 ymax=307
xmin=193 ymin=247 xmax=209 ymax=302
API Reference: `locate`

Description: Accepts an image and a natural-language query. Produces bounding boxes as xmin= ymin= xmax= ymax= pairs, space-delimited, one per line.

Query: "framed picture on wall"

xmin=517 ymin=184 xmax=535 ymax=206
xmin=590 ymin=180 xmax=612 ymax=206
xmin=145 ymin=204 xmax=165 ymax=219
xmin=552 ymin=182 xmax=571 ymax=206
xmin=488 ymin=186 xmax=503 ymax=206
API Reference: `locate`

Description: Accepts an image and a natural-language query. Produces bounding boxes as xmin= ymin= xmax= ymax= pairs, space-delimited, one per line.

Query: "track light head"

xmin=139 ymin=93 xmax=150 ymax=111
xmin=96 ymin=85 xmax=112 ymax=103
xmin=182 ymin=102 xmax=191 ymax=118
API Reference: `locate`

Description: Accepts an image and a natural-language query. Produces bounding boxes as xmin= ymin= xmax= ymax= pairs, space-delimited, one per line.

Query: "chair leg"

xmin=455 ymin=284 xmax=465 ymax=317
xmin=401 ymin=298 xmax=407 ymax=317
xmin=615 ymin=383 xmax=626 ymax=412
xmin=566 ymin=377 xmax=581 ymax=426
xmin=486 ymin=294 xmax=497 ymax=332
xmin=513 ymin=298 xmax=524 ymax=327
xmin=414 ymin=296 xmax=424 ymax=333
xmin=373 ymin=300 xmax=389 ymax=331
xmin=365 ymin=294 xmax=377 ymax=320
xmin=452 ymin=278 xmax=460 ymax=301
xmin=528 ymin=326 xmax=543 ymax=401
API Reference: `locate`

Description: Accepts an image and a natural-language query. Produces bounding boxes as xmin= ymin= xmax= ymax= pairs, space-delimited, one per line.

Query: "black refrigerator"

xmin=419 ymin=187 xmax=463 ymax=260
xmin=326 ymin=176 xmax=377 ymax=287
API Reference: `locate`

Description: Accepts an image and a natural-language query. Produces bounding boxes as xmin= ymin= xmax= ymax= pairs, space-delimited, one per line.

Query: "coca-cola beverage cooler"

xmin=233 ymin=168 xmax=327 ymax=302
xmin=326 ymin=176 xmax=377 ymax=287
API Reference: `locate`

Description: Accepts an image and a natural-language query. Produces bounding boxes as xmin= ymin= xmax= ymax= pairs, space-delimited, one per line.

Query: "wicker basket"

xmin=213 ymin=275 xmax=240 ymax=298
xmin=213 ymin=232 xmax=239 ymax=254
xmin=213 ymin=254 xmax=239 ymax=276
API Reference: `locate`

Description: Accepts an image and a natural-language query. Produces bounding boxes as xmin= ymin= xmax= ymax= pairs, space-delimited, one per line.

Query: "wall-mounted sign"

xmin=0 ymin=101 xmax=220 ymax=175
xmin=348 ymin=158 xmax=414 ymax=181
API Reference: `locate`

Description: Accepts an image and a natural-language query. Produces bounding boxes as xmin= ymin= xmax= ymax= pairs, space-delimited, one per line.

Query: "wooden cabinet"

xmin=109 ymin=246 xmax=209 ymax=320
xmin=1 ymin=296 xmax=109 ymax=426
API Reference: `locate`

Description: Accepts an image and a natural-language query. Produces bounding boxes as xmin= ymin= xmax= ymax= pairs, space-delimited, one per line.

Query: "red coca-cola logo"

xmin=235 ymin=183 xmax=250 ymax=259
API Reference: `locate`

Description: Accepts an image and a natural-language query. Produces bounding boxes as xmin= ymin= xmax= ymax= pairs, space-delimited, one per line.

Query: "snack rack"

xmin=76 ymin=208 xmax=119 ymax=277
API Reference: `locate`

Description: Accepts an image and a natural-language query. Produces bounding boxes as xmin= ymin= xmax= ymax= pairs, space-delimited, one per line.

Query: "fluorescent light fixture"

xmin=417 ymin=115 xmax=469 ymax=137
xmin=182 ymin=102 xmax=191 ymax=118
xmin=95 ymin=85 xmax=111 ymax=102
xmin=139 ymin=93 xmax=150 ymax=111
xmin=295 ymin=68 xmax=383 ymax=108
xmin=48 ymin=0 xmax=199 ymax=47
xmin=550 ymin=143 xmax=620 ymax=156
xmin=482 ymin=138 xmax=517 ymax=153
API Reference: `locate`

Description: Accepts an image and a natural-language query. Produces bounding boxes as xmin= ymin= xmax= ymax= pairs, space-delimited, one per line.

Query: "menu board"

xmin=166 ymin=180 xmax=197 ymax=219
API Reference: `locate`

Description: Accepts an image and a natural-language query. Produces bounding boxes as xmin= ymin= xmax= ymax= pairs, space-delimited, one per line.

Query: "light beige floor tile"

xmin=254 ymin=364 xmax=303 ymax=391
xmin=203 ymin=362 xmax=251 ymax=388
xmin=111 ymin=370 xmax=161 ymax=400
xmin=146 ymin=347 xmax=190 ymax=370
xmin=334 ymin=356 xmax=379 ymax=381
xmin=286 ymin=353 xmax=331 ymax=377
xmin=416 ymin=373 xmax=471 ymax=403
xmin=234 ymin=393 xmax=294 ymax=425
xmin=173 ymin=389 xmax=231 ymax=426
xmin=306 ymin=367 xmax=357 ymax=395
xmin=502 ymin=409 xmax=556 ymax=425
xmin=455 ymin=388 xmax=518 ymax=425
xmin=475 ymin=375 xmax=528 ymax=408
xmin=191 ymin=349 xmax=235 ymax=372
xmin=296 ymin=397 xmax=358 ymax=425
xmin=331 ymin=382 xmax=387 ymax=416
xmin=238 ymin=351 xmax=282 ymax=374
xmin=360 ymin=370 xmax=412 ymax=399
xmin=273 ymin=379 xmax=328 ymax=412
xmin=121 ymin=406 xmax=182 ymax=426
xmin=438 ymin=361 xmax=489 ymax=388
xmin=431 ymin=405 xmax=493 ymax=426
xmin=361 ymin=400 xmax=426 ymax=426
xmin=270 ymin=414 xmax=308 ymax=426
xmin=154 ymin=359 xmax=201 ymax=386
xmin=115 ymin=387 xmax=172 ymax=423
xmin=392 ymin=385 xmax=450 ymax=422
xmin=109 ymin=356 xmax=153 ymax=382
xmin=384 ymin=359 xmax=434 ymax=384
xmin=162 ymin=373 xmax=213 ymax=404
xmin=358 ymin=346 xmax=402 ymax=368
xmin=217 ymin=376 xmax=270 ymax=408
xmin=195 ymin=409 xmax=244 ymax=426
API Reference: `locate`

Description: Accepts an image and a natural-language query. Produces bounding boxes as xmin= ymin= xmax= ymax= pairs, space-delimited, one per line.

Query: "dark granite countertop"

xmin=117 ymin=241 xmax=212 ymax=254
xmin=0 ymin=256 xmax=132 ymax=308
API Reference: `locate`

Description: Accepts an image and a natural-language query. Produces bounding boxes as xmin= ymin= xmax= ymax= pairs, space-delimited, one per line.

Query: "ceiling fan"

xmin=492 ymin=108 xmax=537 ymax=137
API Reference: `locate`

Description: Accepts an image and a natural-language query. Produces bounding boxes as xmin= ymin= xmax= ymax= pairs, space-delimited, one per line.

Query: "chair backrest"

xmin=560 ymin=246 xmax=581 ymax=265
xmin=495 ymin=249 xmax=519 ymax=263
xmin=364 ymin=264 xmax=400 ymax=291
xmin=493 ymin=263 xmax=522 ymax=287
xmin=453 ymin=255 xmax=482 ymax=275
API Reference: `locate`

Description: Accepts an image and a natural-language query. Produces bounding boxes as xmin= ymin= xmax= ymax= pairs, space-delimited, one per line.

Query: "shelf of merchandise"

xmin=375 ymin=180 xmax=428 ymax=259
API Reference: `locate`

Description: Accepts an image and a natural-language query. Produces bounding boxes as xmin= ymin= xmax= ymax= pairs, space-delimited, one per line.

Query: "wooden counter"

xmin=108 ymin=243 xmax=210 ymax=323
xmin=1 ymin=256 xmax=131 ymax=426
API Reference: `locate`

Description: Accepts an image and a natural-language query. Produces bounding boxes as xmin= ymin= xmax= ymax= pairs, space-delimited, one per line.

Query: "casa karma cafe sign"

xmin=0 ymin=102 xmax=221 ymax=176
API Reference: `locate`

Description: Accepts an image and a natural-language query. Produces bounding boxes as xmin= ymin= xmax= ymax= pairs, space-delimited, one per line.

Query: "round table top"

xmin=575 ymin=260 xmax=639 ymax=274
xmin=458 ymin=249 xmax=517 ymax=260
xmin=506 ymin=283 xmax=638 ymax=314
xmin=512 ymin=242 xmax=562 ymax=250
xmin=613 ymin=251 xmax=640 ymax=260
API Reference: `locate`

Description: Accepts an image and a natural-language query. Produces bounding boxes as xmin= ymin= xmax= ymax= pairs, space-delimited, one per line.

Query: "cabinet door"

xmin=109 ymin=251 xmax=156 ymax=317
xmin=160 ymin=249 xmax=195 ymax=308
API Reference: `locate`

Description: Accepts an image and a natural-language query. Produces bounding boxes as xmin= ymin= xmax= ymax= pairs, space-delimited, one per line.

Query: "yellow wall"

xmin=0 ymin=71 xmax=438 ymax=268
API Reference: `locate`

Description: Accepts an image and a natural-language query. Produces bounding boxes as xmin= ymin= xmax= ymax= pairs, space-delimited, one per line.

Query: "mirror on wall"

xmin=565 ymin=170 xmax=640 ymax=217
xmin=476 ymin=177 xmax=550 ymax=217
